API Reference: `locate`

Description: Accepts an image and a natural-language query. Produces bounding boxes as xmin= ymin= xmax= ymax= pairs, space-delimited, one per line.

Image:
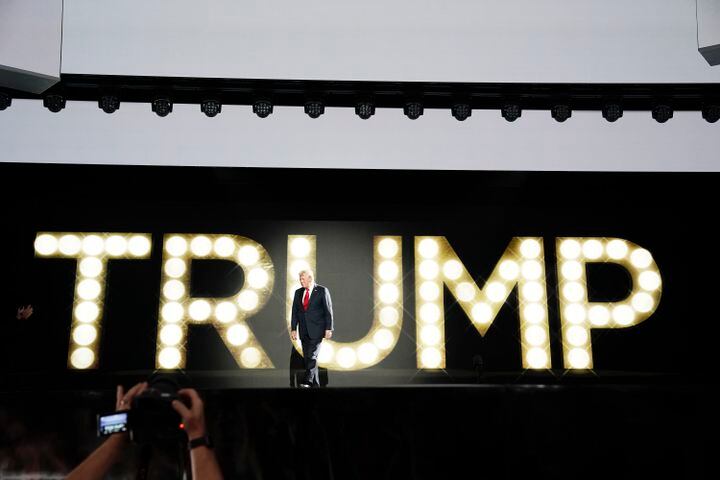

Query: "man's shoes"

xmin=299 ymin=383 xmax=312 ymax=388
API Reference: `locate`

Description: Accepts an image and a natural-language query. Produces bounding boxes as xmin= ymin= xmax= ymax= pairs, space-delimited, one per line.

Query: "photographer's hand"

xmin=16 ymin=305 xmax=33 ymax=320
xmin=66 ymin=382 xmax=147 ymax=480
xmin=172 ymin=388 xmax=224 ymax=480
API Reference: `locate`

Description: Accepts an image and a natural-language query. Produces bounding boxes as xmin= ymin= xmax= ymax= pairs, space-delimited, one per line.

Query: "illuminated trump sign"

xmin=34 ymin=233 xmax=662 ymax=372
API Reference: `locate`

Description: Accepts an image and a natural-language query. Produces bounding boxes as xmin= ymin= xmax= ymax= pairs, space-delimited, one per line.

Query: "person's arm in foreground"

xmin=172 ymin=388 xmax=224 ymax=480
xmin=66 ymin=382 xmax=147 ymax=480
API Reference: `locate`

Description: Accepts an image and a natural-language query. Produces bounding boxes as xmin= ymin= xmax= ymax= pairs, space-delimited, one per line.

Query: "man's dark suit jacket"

xmin=291 ymin=284 xmax=334 ymax=340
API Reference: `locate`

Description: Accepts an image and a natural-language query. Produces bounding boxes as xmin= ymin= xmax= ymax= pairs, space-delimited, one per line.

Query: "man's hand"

xmin=116 ymin=382 xmax=148 ymax=412
xmin=324 ymin=330 xmax=333 ymax=339
xmin=16 ymin=305 xmax=33 ymax=320
xmin=173 ymin=389 xmax=225 ymax=480
xmin=172 ymin=388 xmax=207 ymax=440
xmin=291 ymin=330 xmax=298 ymax=341
xmin=65 ymin=383 xmax=148 ymax=479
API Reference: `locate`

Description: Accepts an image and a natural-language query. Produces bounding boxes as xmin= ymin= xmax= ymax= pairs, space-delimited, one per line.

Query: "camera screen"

xmin=97 ymin=412 xmax=129 ymax=436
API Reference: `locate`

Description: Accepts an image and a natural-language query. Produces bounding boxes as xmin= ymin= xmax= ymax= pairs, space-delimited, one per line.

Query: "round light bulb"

xmin=213 ymin=236 xmax=235 ymax=257
xmin=241 ymin=347 xmax=262 ymax=368
xmin=418 ymin=260 xmax=439 ymax=280
xmin=34 ymin=234 xmax=58 ymax=256
xmin=160 ymin=324 xmax=183 ymax=346
xmin=559 ymin=239 xmax=581 ymax=259
xmin=161 ymin=302 xmax=184 ymax=323
xmin=215 ymin=302 xmax=238 ymax=323
xmin=247 ymin=268 xmax=270 ymax=289
xmin=606 ymin=239 xmax=628 ymax=260
xmin=566 ymin=325 xmax=588 ymax=346
xmin=442 ymin=260 xmax=463 ymax=280
xmin=568 ymin=348 xmax=590 ymax=369
xmin=227 ymin=324 xmax=249 ymax=346
xmin=190 ymin=236 xmax=212 ymax=257
xmin=378 ymin=238 xmax=399 ymax=258
xmin=72 ymin=325 xmax=97 ymax=346
xmin=471 ymin=302 xmax=493 ymax=324
xmin=82 ymin=235 xmax=104 ymax=256
xmin=291 ymin=237 xmax=312 ymax=257
xmin=421 ymin=348 xmax=442 ymax=368
xmin=499 ymin=260 xmax=519 ymax=280
xmin=59 ymin=235 xmax=82 ymax=255
xmin=630 ymin=249 xmax=653 ymax=269
xmin=523 ymin=303 xmax=545 ymax=324
xmin=158 ymin=347 xmax=181 ymax=369
xmin=79 ymin=257 xmax=103 ymax=278
xmin=128 ymin=235 xmax=151 ymax=257
xmin=373 ymin=329 xmax=394 ymax=350
xmin=455 ymin=282 xmax=476 ymax=302
xmin=75 ymin=302 xmax=100 ymax=323
xmin=164 ymin=258 xmax=186 ymax=278
xmin=379 ymin=260 xmax=400 ymax=281
xmin=189 ymin=300 xmax=211 ymax=321
xmin=70 ymin=347 xmax=95 ymax=369
xmin=105 ymin=235 xmax=127 ymax=256
xmin=418 ymin=239 xmax=439 ymax=258
xmin=526 ymin=348 xmax=548 ymax=369
xmin=420 ymin=325 xmax=441 ymax=345
xmin=419 ymin=303 xmax=441 ymax=323
xmin=165 ymin=236 xmax=187 ymax=256
xmin=238 ymin=290 xmax=259 ymax=311
xmin=582 ymin=239 xmax=603 ymax=260
xmin=379 ymin=306 xmax=400 ymax=327
xmin=588 ymin=305 xmax=610 ymax=326
xmin=337 ymin=347 xmax=357 ymax=368
xmin=521 ymin=260 xmax=542 ymax=280
xmin=486 ymin=282 xmax=507 ymax=303
xmin=238 ymin=245 xmax=260 ymax=266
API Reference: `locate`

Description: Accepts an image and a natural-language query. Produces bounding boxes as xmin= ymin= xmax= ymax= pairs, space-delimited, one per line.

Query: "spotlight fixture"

xmin=355 ymin=102 xmax=375 ymax=120
xmin=602 ymin=103 xmax=623 ymax=122
xmin=253 ymin=100 xmax=273 ymax=118
xmin=551 ymin=104 xmax=572 ymax=122
xmin=151 ymin=97 xmax=173 ymax=117
xmin=98 ymin=95 xmax=120 ymax=114
xmin=702 ymin=104 xmax=720 ymax=123
xmin=304 ymin=101 xmax=325 ymax=119
xmin=501 ymin=103 xmax=521 ymax=122
xmin=43 ymin=94 xmax=66 ymax=113
xmin=451 ymin=103 xmax=471 ymax=121
xmin=0 ymin=92 xmax=11 ymax=110
xmin=201 ymin=99 xmax=221 ymax=117
xmin=404 ymin=102 xmax=423 ymax=120
xmin=651 ymin=104 xmax=673 ymax=123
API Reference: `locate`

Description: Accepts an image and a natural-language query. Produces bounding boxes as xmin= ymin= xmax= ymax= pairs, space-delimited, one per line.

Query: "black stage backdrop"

xmin=0 ymin=163 xmax=717 ymax=478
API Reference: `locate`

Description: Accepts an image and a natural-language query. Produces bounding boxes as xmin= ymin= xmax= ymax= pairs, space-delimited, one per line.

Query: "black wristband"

xmin=188 ymin=435 xmax=213 ymax=450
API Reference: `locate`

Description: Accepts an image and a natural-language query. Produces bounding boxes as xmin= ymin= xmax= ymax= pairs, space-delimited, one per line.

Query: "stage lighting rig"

xmin=201 ymin=99 xmax=222 ymax=117
xmin=551 ymin=104 xmax=572 ymax=122
xmin=501 ymin=103 xmax=521 ymax=122
xmin=253 ymin=100 xmax=273 ymax=118
xmin=355 ymin=101 xmax=375 ymax=120
xmin=451 ymin=103 xmax=471 ymax=121
xmin=0 ymin=92 xmax=11 ymax=110
xmin=651 ymin=104 xmax=673 ymax=123
xmin=602 ymin=103 xmax=623 ymax=122
xmin=99 ymin=95 xmax=120 ymax=114
xmin=404 ymin=101 xmax=423 ymax=120
xmin=702 ymin=104 xmax=720 ymax=123
xmin=151 ymin=97 xmax=173 ymax=117
xmin=304 ymin=101 xmax=324 ymax=119
xmin=43 ymin=94 xmax=65 ymax=113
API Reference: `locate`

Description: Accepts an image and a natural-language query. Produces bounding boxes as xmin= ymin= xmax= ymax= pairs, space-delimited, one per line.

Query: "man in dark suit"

xmin=290 ymin=269 xmax=333 ymax=388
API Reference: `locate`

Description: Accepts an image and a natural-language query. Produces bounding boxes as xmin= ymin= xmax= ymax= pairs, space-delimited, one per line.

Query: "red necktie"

xmin=303 ymin=288 xmax=310 ymax=311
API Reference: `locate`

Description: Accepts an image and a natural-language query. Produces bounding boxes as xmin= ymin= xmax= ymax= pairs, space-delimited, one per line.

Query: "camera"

xmin=97 ymin=372 xmax=190 ymax=445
